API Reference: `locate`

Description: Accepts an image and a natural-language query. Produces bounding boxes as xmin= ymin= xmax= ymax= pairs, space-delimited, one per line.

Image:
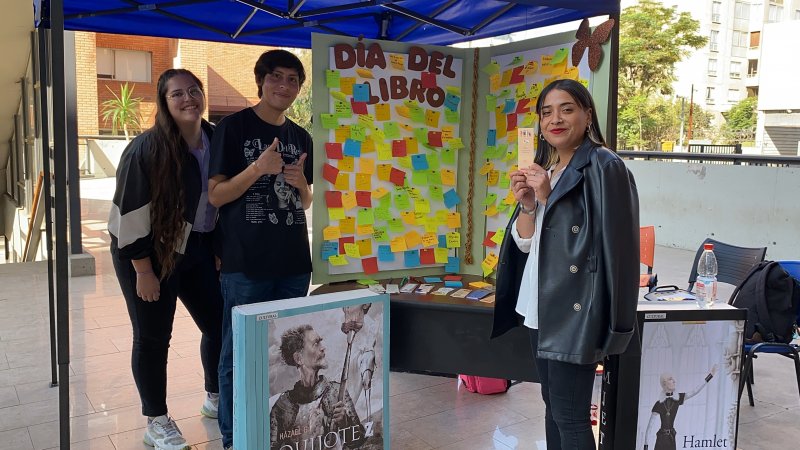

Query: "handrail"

xmin=617 ymin=150 xmax=800 ymax=167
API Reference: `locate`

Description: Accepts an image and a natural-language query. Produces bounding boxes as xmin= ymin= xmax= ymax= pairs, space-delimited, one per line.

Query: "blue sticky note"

xmin=444 ymin=93 xmax=461 ymax=111
xmin=445 ymin=256 xmax=460 ymax=273
xmin=503 ymin=99 xmax=516 ymax=114
xmin=321 ymin=240 xmax=338 ymax=260
xmin=353 ymin=83 xmax=370 ymax=102
xmin=343 ymin=139 xmax=362 ymax=157
xmin=424 ymin=277 xmax=442 ymax=283
xmin=404 ymin=250 xmax=421 ymax=268
xmin=487 ymin=129 xmax=496 ymax=146
xmin=445 ymin=280 xmax=463 ymax=288
xmin=411 ymin=154 xmax=429 ymax=171
xmin=443 ymin=189 xmax=461 ymax=209
xmin=438 ymin=235 xmax=448 ymax=248
xmin=378 ymin=245 xmax=394 ymax=262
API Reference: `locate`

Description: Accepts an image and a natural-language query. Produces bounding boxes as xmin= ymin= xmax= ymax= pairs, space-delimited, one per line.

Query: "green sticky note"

xmin=374 ymin=206 xmax=392 ymax=221
xmin=427 ymin=170 xmax=442 ymax=185
xmin=510 ymin=55 xmax=524 ymax=66
xmin=486 ymin=94 xmax=497 ymax=112
xmin=444 ymin=109 xmax=459 ymax=124
xmin=446 ymin=85 xmax=461 ymax=95
xmin=377 ymin=143 xmax=392 ymax=161
xmin=483 ymin=193 xmax=498 ymax=206
xmin=383 ymin=121 xmax=401 ymax=139
xmin=373 ymin=226 xmax=390 ymax=242
xmin=499 ymin=173 xmax=511 ymax=189
xmin=409 ymin=107 xmax=425 ymax=124
xmin=414 ymin=128 xmax=428 ymax=145
xmin=350 ymin=124 xmax=366 ymax=142
xmin=429 ymin=185 xmax=444 ymax=201
xmin=321 ymin=114 xmax=338 ymax=130
xmin=357 ymin=208 xmax=375 ymax=225
xmin=497 ymin=89 xmax=511 ymax=98
xmin=325 ymin=70 xmax=341 ymax=88
xmin=552 ymin=48 xmax=569 ymax=65
xmin=388 ymin=218 xmax=405 ymax=233
xmin=483 ymin=146 xmax=502 ymax=159
xmin=482 ymin=61 xmax=500 ymax=75
xmin=331 ymin=91 xmax=348 ymax=102
xmin=441 ymin=148 xmax=456 ymax=165
xmin=396 ymin=156 xmax=412 ymax=169
xmin=498 ymin=202 xmax=511 ymax=212
xmin=334 ymin=100 xmax=352 ymax=119
xmin=411 ymin=170 xmax=429 ymax=186
xmin=358 ymin=114 xmax=375 ymax=128
xmin=394 ymin=191 xmax=411 ymax=210
xmin=426 ymin=153 xmax=440 ymax=170
xmin=371 ymin=127 xmax=386 ymax=142
xmin=447 ymin=137 xmax=464 ymax=150
xmin=378 ymin=194 xmax=391 ymax=209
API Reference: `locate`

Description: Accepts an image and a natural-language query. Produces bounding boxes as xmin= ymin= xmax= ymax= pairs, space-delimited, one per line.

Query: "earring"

xmin=539 ymin=132 xmax=545 ymax=140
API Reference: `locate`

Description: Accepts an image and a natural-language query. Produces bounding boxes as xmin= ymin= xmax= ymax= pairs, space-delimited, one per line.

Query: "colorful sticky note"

xmin=391 ymin=139 xmax=407 ymax=157
xmin=383 ymin=122 xmax=400 ymax=139
xmin=353 ymin=83 xmax=370 ymax=102
xmin=322 ymin=164 xmax=339 ymax=184
xmin=344 ymin=242 xmax=361 ymax=258
xmin=372 ymin=227 xmax=389 ymax=242
xmin=405 ymin=230 xmax=423 ymax=248
xmin=355 ymin=191 xmax=372 ymax=207
xmin=323 ymin=226 xmax=341 ymax=240
xmin=389 ymin=168 xmax=406 ymax=186
xmin=339 ymin=218 xmax=356 ymax=235
xmin=371 ymin=187 xmax=389 ymax=199
xmin=421 ymin=71 xmax=437 ymax=89
xmin=338 ymin=156 xmax=355 ymax=172
xmin=389 ymin=54 xmax=405 ymax=70
xmin=420 ymin=248 xmax=435 ymax=264
xmin=445 ymin=256 xmax=460 ymax=273
xmin=446 ymin=212 xmax=461 ymax=228
xmin=328 ymin=207 xmax=345 ymax=221
xmin=321 ymin=113 xmax=338 ymax=129
xmin=428 ymin=131 xmax=443 ymax=147
xmin=446 ymin=232 xmax=461 ymax=248
xmin=340 ymin=77 xmax=356 ymax=95
xmin=325 ymin=69 xmax=341 ymax=88
xmin=435 ymin=248 xmax=450 ymax=264
xmin=357 ymin=208 xmax=375 ymax=225
xmin=440 ymin=169 xmax=456 ymax=186
xmin=443 ymin=189 xmax=460 ymax=209
xmin=390 ymin=237 xmax=407 ymax=253
xmin=425 ymin=110 xmax=440 ymax=128
xmin=483 ymin=231 xmax=497 ymax=248
xmin=329 ymin=254 xmax=348 ymax=266
xmin=351 ymin=99 xmax=368 ymax=115
xmin=482 ymin=61 xmax=500 ymax=75
xmin=334 ymin=172 xmax=350 ymax=190
xmin=411 ymin=154 xmax=429 ymax=171
xmin=356 ymin=238 xmax=373 ymax=256
xmin=355 ymin=173 xmax=371 ymax=191
xmin=342 ymin=191 xmax=357 ymax=210
xmin=325 ymin=142 xmax=343 ymax=160
xmin=321 ymin=240 xmax=338 ymax=260
xmin=378 ymin=245 xmax=394 ymax=262
xmin=324 ymin=191 xmax=343 ymax=208
xmin=444 ymin=93 xmax=460 ymax=111
xmin=361 ymin=257 xmax=378 ymax=274
xmin=404 ymin=250 xmax=421 ymax=268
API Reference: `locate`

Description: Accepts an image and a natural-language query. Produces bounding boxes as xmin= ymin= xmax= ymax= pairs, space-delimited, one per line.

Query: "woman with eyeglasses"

xmin=108 ymin=68 xmax=223 ymax=450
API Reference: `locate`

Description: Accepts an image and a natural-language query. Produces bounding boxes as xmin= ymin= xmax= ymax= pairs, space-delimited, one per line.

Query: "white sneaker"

xmin=200 ymin=392 xmax=219 ymax=419
xmin=143 ymin=415 xmax=190 ymax=450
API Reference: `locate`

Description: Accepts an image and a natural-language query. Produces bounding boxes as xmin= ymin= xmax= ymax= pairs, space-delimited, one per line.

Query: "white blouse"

xmin=512 ymin=167 xmax=565 ymax=330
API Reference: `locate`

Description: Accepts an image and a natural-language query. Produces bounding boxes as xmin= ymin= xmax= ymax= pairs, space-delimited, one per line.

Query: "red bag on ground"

xmin=458 ymin=374 xmax=509 ymax=394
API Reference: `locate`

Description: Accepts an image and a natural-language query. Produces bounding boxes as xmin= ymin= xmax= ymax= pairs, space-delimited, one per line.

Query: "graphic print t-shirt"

xmin=210 ymin=108 xmax=313 ymax=279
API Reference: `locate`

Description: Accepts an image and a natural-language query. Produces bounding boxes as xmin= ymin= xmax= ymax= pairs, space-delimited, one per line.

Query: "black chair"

xmin=737 ymin=261 xmax=800 ymax=407
xmin=687 ymin=238 xmax=767 ymax=290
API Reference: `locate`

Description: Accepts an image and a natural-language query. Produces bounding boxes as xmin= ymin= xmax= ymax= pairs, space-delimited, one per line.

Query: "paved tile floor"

xmin=0 ymin=177 xmax=797 ymax=449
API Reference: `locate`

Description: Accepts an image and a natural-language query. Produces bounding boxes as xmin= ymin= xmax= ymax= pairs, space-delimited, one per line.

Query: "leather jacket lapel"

xmin=544 ymin=139 xmax=593 ymax=215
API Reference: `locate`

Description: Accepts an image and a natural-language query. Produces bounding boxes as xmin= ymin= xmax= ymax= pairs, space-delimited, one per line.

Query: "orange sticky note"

xmin=322 ymin=226 xmax=341 ymax=240
xmin=425 ymin=109 xmax=440 ymax=128
xmin=375 ymin=103 xmax=391 ymax=121
xmin=356 ymin=224 xmax=374 ymax=236
xmin=479 ymin=161 xmax=495 ymax=175
xmin=440 ymin=169 xmax=456 ymax=186
xmin=377 ymin=164 xmax=392 ymax=181
xmin=390 ymin=237 xmax=407 ymax=252
xmin=446 ymin=212 xmax=461 ymax=228
xmin=341 ymin=191 xmax=357 ymax=210
xmin=400 ymin=211 xmax=416 ymax=225
xmin=359 ymin=157 xmax=375 ymax=175
xmin=340 ymin=77 xmax=356 ymax=95
xmin=340 ymin=216 xmax=356 ymax=235
xmin=334 ymin=125 xmax=350 ymax=143
xmin=334 ymin=173 xmax=350 ymax=191
xmin=356 ymin=238 xmax=373 ymax=256
xmin=339 ymin=156 xmax=355 ymax=172
xmin=355 ymin=173 xmax=372 ymax=191
xmin=422 ymin=232 xmax=438 ymax=247
xmin=405 ymin=230 xmax=423 ymax=248
xmin=371 ymin=187 xmax=389 ymax=199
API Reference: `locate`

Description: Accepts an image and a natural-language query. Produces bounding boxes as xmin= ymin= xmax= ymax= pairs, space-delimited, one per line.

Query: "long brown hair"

xmin=149 ymin=69 xmax=204 ymax=279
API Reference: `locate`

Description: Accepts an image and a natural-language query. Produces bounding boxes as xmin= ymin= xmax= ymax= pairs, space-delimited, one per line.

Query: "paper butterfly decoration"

xmin=571 ymin=18 xmax=616 ymax=71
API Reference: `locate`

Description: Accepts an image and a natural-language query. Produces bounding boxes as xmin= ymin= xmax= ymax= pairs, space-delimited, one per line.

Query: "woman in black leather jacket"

xmin=492 ymin=79 xmax=639 ymax=450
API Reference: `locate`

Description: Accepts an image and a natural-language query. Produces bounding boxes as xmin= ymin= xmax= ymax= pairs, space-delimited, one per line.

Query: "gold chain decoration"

xmin=465 ymin=47 xmax=480 ymax=265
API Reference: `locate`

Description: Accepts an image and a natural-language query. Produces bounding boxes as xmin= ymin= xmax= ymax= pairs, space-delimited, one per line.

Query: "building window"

xmin=709 ymin=30 xmax=719 ymax=52
xmin=750 ymin=31 xmax=761 ymax=48
xmin=96 ymin=48 xmax=152 ymax=83
xmin=706 ymin=87 xmax=715 ymax=104
xmin=728 ymin=89 xmax=741 ymax=102
xmin=768 ymin=4 xmax=783 ymax=22
xmin=712 ymin=1 xmax=722 ymax=23
xmin=732 ymin=30 xmax=748 ymax=48
xmin=794 ymin=9 xmax=800 ymax=20
xmin=707 ymin=59 xmax=718 ymax=76
xmin=748 ymin=60 xmax=758 ymax=76
xmin=734 ymin=1 xmax=750 ymax=20
xmin=730 ymin=61 xmax=742 ymax=79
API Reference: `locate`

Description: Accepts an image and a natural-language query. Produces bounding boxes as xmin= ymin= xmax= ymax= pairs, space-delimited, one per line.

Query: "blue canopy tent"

xmin=39 ymin=1 xmax=621 ymax=447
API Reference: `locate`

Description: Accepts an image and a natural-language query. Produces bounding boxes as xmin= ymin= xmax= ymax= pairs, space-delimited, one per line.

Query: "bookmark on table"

xmin=386 ymin=284 xmax=400 ymax=294
xmin=450 ymin=289 xmax=472 ymax=298
xmin=415 ymin=284 xmax=435 ymax=294
xmin=432 ymin=287 xmax=454 ymax=296
xmin=466 ymin=289 xmax=492 ymax=300
xmin=399 ymin=283 xmax=419 ymax=293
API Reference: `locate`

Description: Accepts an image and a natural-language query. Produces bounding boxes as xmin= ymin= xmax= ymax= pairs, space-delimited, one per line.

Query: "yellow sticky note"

xmin=372 ymin=187 xmax=389 ymax=199
xmin=447 ymin=137 xmax=464 ymax=150
xmin=342 ymin=191 xmax=357 ymax=210
xmin=322 ymin=226 xmax=341 ymax=240
xmin=483 ymin=205 xmax=499 ymax=216
xmin=358 ymin=114 xmax=375 ymax=128
xmin=447 ymin=212 xmax=461 ymax=229
xmin=334 ymin=173 xmax=350 ymax=190
xmin=405 ymin=230 xmax=423 ymax=248
xmin=377 ymin=164 xmax=392 ymax=181
xmin=334 ymin=125 xmax=350 ymax=143
xmin=490 ymin=229 xmax=506 ymax=246
xmin=356 ymin=238 xmax=373 ymax=256
xmin=400 ymin=211 xmax=417 ymax=225
xmin=390 ymin=237 xmax=407 ymax=252
xmin=425 ymin=109 xmax=440 ymax=128
xmin=329 ymin=254 xmax=348 ymax=266
xmin=440 ymin=169 xmax=456 ymax=186
xmin=375 ymin=103 xmax=391 ymax=121
xmin=340 ymin=77 xmax=356 ymax=95
xmin=355 ymin=173 xmax=372 ymax=191
xmin=355 ymin=68 xmax=374 ymax=79
xmin=442 ymin=126 xmax=454 ymax=140
xmin=356 ymin=224 xmax=374 ymax=236
xmin=490 ymin=73 xmax=501 ymax=91
xmin=500 ymin=70 xmax=512 ymax=87
xmin=339 ymin=156 xmax=355 ymax=172
xmin=395 ymin=105 xmax=410 ymax=118
xmin=479 ymin=161 xmax=495 ymax=175
xmin=344 ymin=243 xmax=361 ymax=258
xmin=521 ymin=60 xmax=538 ymax=75
xmin=487 ymin=170 xmax=500 ymax=186
xmin=361 ymin=137 xmax=375 ymax=153
xmin=503 ymin=190 xmax=516 ymax=205
xmin=415 ymin=198 xmax=431 ymax=214
xmin=359 ymin=158 xmax=375 ymax=175
xmin=422 ymin=232 xmax=438 ymax=247
xmin=470 ymin=281 xmax=492 ymax=289
xmin=434 ymin=247 xmax=449 ymax=264
xmin=340 ymin=216 xmax=356 ymax=235
xmin=331 ymin=90 xmax=348 ymax=102
xmin=446 ymin=232 xmax=461 ymax=248
xmin=483 ymin=252 xmax=499 ymax=269
xmin=405 ymin=137 xmax=419 ymax=154
xmin=390 ymin=54 xmax=405 ymax=70
xmin=328 ymin=207 xmax=345 ymax=221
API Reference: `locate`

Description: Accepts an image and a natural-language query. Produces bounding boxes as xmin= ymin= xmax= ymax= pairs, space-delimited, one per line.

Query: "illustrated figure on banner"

xmin=643 ymin=365 xmax=718 ymax=450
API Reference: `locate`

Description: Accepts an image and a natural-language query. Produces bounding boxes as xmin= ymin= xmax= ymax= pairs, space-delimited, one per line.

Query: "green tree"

xmin=100 ymin=83 xmax=143 ymax=140
xmin=618 ymin=96 xmax=712 ymax=150
xmin=286 ymin=49 xmax=313 ymax=135
xmin=721 ymin=96 xmax=757 ymax=143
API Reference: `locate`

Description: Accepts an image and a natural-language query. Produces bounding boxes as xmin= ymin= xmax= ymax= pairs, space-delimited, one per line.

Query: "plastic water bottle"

xmin=695 ymin=243 xmax=718 ymax=308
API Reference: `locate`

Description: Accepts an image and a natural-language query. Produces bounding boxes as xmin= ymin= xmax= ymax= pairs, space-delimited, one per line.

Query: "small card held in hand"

xmin=518 ymin=128 xmax=536 ymax=169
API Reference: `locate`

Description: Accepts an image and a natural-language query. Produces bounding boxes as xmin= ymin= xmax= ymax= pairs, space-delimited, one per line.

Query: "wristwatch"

xmin=519 ymin=203 xmax=537 ymax=216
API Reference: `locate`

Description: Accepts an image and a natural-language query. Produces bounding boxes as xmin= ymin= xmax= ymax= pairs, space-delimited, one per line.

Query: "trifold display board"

xmin=311 ymin=29 xmax=612 ymax=284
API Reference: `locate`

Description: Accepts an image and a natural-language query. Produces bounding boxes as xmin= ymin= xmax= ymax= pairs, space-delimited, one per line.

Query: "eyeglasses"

xmin=265 ymin=71 xmax=300 ymax=88
xmin=166 ymin=86 xmax=204 ymax=101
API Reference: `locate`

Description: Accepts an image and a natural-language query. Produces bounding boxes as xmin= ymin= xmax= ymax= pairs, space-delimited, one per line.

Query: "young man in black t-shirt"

xmin=208 ymin=49 xmax=313 ymax=450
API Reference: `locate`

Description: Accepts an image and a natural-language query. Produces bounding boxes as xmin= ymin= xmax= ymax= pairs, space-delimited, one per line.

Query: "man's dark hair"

xmin=254 ymin=49 xmax=306 ymax=98
xmin=280 ymin=324 xmax=313 ymax=367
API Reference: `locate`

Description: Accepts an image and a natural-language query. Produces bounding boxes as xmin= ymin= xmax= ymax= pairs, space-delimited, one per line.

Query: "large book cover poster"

xmin=636 ymin=319 xmax=744 ymax=450
xmin=233 ymin=290 xmax=390 ymax=450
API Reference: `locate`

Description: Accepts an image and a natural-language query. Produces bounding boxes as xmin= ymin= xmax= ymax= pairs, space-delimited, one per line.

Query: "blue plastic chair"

xmin=738 ymin=260 xmax=800 ymax=406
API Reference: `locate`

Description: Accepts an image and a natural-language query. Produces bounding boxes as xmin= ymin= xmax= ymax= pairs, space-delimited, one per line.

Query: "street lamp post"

xmin=687 ymin=83 xmax=694 ymax=141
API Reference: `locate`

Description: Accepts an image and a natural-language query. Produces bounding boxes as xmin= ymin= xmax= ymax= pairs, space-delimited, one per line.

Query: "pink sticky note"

xmin=322 ymin=164 xmax=340 ymax=185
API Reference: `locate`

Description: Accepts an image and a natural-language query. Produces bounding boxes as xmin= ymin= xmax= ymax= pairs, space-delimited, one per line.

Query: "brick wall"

xmin=206 ymin=42 xmax=274 ymax=117
xmin=75 ymin=32 xmax=98 ymax=136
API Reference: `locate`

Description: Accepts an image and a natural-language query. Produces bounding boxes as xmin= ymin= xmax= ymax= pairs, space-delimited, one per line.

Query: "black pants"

xmin=529 ymin=329 xmax=598 ymax=450
xmin=112 ymin=232 xmax=223 ymax=417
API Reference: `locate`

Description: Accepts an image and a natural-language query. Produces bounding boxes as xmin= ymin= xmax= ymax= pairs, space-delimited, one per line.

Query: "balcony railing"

xmin=618 ymin=150 xmax=800 ymax=167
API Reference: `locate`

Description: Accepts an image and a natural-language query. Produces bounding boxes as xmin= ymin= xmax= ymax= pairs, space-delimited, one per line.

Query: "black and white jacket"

xmin=108 ymin=121 xmax=214 ymax=261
